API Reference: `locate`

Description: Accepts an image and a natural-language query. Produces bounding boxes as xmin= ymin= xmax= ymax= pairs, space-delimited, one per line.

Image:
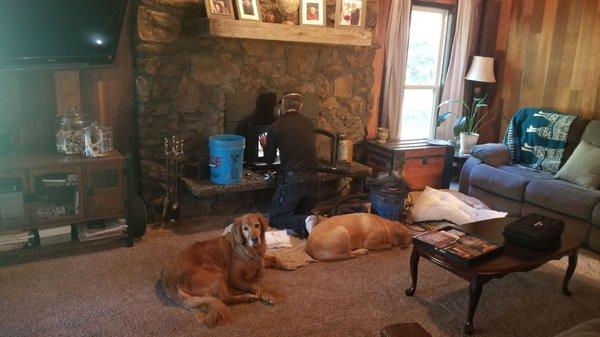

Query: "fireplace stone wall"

xmin=135 ymin=0 xmax=378 ymax=201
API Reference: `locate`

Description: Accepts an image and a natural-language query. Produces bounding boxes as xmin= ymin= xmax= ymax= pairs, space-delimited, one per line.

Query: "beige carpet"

xmin=1 ymin=223 xmax=599 ymax=337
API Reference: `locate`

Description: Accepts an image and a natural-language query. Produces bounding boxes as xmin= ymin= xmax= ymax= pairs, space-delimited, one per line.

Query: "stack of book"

xmin=38 ymin=226 xmax=72 ymax=246
xmin=414 ymin=227 xmax=500 ymax=266
xmin=0 ymin=230 xmax=34 ymax=252
xmin=76 ymin=218 xmax=127 ymax=241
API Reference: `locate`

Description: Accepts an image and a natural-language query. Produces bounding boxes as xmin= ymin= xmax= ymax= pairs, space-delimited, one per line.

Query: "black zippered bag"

xmin=503 ymin=213 xmax=564 ymax=250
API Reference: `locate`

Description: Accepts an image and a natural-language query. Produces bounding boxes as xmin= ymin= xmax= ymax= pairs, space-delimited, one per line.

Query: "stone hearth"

xmin=135 ymin=0 xmax=379 ymax=204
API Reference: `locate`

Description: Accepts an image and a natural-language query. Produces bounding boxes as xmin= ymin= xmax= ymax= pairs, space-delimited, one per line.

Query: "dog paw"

xmin=351 ymin=248 xmax=369 ymax=256
xmin=260 ymin=295 xmax=275 ymax=305
xmin=246 ymin=294 xmax=261 ymax=302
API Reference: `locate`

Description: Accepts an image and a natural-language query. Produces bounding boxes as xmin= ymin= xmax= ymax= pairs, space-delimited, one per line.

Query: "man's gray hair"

xmin=281 ymin=92 xmax=302 ymax=113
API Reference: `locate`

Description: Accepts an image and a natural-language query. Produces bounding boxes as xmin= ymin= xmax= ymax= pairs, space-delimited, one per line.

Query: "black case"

xmin=503 ymin=213 xmax=564 ymax=250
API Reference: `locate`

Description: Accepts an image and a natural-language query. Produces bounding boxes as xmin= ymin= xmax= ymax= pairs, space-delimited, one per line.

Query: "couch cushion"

xmin=593 ymin=204 xmax=600 ymax=227
xmin=525 ymin=179 xmax=600 ymax=222
xmin=555 ymin=140 xmax=600 ymax=189
xmin=470 ymin=164 xmax=551 ymax=201
xmin=469 ymin=186 xmax=523 ymax=217
xmin=581 ymin=120 xmax=600 ymax=147
xmin=496 ymin=165 xmax=554 ymax=181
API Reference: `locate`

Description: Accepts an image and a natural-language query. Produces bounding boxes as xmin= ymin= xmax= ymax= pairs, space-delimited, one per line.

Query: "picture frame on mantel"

xmin=204 ymin=0 xmax=235 ymax=19
xmin=234 ymin=0 xmax=261 ymax=21
xmin=300 ymin=0 xmax=326 ymax=27
xmin=335 ymin=0 xmax=366 ymax=30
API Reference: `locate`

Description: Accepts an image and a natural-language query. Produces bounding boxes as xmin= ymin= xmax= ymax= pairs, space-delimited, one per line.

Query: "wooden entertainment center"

xmin=0 ymin=151 xmax=139 ymax=259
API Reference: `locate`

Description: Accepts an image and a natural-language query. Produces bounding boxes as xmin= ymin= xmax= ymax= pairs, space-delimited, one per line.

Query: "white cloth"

xmin=436 ymin=0 xmax=480 ymax=140
xmin=381 ymin=0 xmax=411 ymax=140
xmin=410 ymin=187 xmax=507 ymax=225
xmin=265 ymin=230 xmax=293 ymax=249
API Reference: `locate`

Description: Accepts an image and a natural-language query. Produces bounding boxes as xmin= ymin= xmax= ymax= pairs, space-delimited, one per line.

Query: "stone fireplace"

xmin=135 ymin=0 xmax=379 ymax=204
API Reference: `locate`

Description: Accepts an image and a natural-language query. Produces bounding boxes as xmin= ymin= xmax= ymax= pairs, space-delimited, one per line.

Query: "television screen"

xmin=0 ymin=0 xmax=127 ymax=68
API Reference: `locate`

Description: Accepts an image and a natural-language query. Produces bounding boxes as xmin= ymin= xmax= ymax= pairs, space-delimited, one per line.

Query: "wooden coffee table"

xmin=404 ymin=218 xmax=580 ymax=335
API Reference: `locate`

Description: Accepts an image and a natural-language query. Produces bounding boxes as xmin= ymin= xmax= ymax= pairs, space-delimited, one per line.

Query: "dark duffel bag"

xmin=503 ymin=213 xmax=564 ymax=250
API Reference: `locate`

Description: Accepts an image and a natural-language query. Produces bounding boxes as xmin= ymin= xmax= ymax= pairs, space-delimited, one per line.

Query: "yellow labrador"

xmin=306 ymin=213 xmax=413 ymax=261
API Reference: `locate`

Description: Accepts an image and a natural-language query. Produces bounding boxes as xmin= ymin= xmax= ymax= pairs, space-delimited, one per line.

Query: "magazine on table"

xmin=414 ymin=227 xmax=500 ymax=265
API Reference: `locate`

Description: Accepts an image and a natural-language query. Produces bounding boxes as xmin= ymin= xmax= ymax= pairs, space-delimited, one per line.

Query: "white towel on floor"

xmin=265 ymin=230 xmax=293 ymax=249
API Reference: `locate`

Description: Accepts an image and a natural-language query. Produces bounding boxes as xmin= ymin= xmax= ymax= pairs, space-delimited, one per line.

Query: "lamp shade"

xmin=465 ymin=56 xmax=496 ymax=83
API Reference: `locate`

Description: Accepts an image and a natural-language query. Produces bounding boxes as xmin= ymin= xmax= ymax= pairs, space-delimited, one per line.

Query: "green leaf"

xmin=453 ymin=116 xmax=467 ymax=136
xmin=436 ymin=112 xmax=452 ymax=127
xmin=437 ymin=99 xmax=469 ymax=115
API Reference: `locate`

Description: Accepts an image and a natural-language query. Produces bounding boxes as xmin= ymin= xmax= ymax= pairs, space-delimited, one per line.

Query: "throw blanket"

xmin=503 ymin=107 xmax=576 ymax=174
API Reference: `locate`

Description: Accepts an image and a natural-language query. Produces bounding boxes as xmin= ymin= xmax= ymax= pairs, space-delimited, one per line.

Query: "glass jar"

xmin=83 ymin=122 xmax=110 ymax=158
xmin=55 ymin=107 xmax=89 ymax=155
xmin=100 ymin=125 xmax=114 ymax=152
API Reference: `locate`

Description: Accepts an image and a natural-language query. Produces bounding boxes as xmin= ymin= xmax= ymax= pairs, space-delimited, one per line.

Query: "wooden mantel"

xmin=199 ymin=18 xmax=372 ymax=47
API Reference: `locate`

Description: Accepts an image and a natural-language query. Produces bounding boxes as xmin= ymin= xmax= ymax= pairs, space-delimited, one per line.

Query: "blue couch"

xmin=460 ymin=120 xmax=600 ymax=252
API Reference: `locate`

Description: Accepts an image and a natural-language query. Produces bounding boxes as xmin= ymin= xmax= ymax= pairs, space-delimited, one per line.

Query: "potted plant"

xmin=436 ymin=95 xmax=493 ymax=155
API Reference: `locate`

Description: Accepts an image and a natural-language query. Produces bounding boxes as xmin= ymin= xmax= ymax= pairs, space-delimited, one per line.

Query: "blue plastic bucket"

xmin=209 ymin=134 xmax=245 ymax=185
xmin=370 ymin=191 xmax=404 ymax=221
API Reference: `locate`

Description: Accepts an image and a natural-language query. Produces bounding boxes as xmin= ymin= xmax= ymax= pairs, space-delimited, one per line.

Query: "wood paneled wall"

xmin=0 ymin=4 xmax=135 ymax=154
xmin=479 ymin=0 xmax=600 ymax=142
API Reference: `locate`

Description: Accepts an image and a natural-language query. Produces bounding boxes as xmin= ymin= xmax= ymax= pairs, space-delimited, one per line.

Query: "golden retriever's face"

xmin=234 ymin=213 xmax=268 ymax=247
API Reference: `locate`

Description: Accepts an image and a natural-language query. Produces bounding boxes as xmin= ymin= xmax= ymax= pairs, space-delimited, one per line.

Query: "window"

xmin=400 ymin=6 xmax=449 ymax=140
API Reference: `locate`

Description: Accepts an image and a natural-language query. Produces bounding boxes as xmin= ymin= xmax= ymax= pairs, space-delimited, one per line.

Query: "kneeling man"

xmin=259 ymin=92 xmax=319 ymax=237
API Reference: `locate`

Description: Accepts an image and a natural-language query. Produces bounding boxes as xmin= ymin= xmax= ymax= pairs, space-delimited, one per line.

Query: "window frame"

xmin=402 ymin=5 xmax=451 ymax=140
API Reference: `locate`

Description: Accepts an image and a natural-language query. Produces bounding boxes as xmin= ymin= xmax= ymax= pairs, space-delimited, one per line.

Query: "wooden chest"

xmin=364 ymin=140 xmax=454 ymax=191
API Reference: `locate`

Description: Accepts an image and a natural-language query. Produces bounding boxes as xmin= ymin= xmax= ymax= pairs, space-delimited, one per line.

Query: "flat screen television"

xmin=0 ymin=0 xmax=127 ymax=69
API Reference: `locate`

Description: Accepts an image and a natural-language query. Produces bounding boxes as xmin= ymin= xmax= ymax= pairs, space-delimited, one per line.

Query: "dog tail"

xmin=176 ymin=286 xmax=230 ymax=327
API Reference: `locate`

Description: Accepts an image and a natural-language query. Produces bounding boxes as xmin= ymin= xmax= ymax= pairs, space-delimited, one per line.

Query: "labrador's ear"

xmin=232 ymin=217 xmax=244 ymax=245
xmin=390 ymin=231 xmax=402 ymax=246
xmin=258 ymin=214 xmax=269 ymax=234
xmin=393 ymin=224 xmax=413 ymax=248
xmin=402 ymin=229 xmax=414 ymax=247
xmin=390 ymin=222 xmax=411 ymax=247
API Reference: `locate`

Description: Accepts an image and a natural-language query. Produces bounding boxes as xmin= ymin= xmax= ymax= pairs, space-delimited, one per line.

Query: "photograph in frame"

xmin=205 ymin=0 xmax=235 ymax=19
xmin=300 ymin=0 xmax=326 ymax=27
xmin=235 ymin=0 xmax=261 ymax=21
xmin=335 ymin=0 xmax=366 ymax=29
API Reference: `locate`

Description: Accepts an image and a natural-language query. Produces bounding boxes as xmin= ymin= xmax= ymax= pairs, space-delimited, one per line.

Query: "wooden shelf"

xmin=0 ymin=233 xmax=128 ymax=266
xmin=199 ymin=18 xmax=372 ymax=47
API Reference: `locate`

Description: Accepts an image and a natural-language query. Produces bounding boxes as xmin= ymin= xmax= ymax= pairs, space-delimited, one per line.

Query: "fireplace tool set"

xmin=161 ymin=136 xmax=184 ymax=223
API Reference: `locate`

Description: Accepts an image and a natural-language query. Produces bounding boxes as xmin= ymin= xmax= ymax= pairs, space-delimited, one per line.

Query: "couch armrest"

xmin=471 ymin=143 xmax=511 ymax=167
xmin=459 ymin=156 xmax=482 ymax=194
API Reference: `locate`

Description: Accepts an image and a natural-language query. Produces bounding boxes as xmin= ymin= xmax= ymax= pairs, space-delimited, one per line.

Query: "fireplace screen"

xmin=224 ymin=92 xmax=319 ymax=168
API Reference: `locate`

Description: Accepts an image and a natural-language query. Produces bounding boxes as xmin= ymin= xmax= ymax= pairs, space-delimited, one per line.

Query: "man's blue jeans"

xmin=268 ymin=175 xmax=319 ymax=237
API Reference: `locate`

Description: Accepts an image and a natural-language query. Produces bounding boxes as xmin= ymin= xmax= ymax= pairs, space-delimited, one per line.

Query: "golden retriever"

xmin=306 ymin=213 xmax=413 ymax=261
xmin=161 ymin=213 xmax=274 ymax=327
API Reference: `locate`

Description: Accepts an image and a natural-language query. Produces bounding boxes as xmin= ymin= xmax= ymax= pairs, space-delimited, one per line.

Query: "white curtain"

xmin=436 ymin=0 xmax=479 ymax=140
xmin=381 ymin=0 xmax=411 ymax=140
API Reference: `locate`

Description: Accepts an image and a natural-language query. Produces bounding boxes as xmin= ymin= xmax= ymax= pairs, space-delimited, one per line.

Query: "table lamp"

xmin=465 ymin=56 xmax=496 ymax=97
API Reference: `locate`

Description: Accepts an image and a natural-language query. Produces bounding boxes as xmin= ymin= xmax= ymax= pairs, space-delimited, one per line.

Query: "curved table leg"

xmin=465 ymin=275 xmax=483 ymax=335
xmin=562 ymin=250 xmax=578 ymax=296
xmin=405 ymin=248 xmax=420 ymax=296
